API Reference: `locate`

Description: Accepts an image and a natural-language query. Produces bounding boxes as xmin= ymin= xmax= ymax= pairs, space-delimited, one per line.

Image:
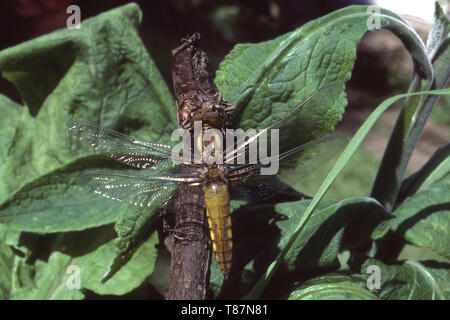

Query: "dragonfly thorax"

xmin=199 ymin=164 xmax=227 ymax=182
xmin=190 ymin=94 xmax=227 ymax=129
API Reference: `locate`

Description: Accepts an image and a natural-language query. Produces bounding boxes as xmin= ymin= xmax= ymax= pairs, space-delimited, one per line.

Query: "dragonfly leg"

xmin=172 ymin=231 xmax=201 ymax=244
xmin=181 ymin=118 xmax=190 ymax=128
xmin=169 ymin=218 xmax=208 ymax=244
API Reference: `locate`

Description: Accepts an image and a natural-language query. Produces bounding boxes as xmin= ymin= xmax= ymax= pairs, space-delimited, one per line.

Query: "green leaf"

xmin=0 ymin=4 xmax=176 ymax=292
xmin=276 ymin=198 xmax=388 ymax=271
xmin=288 ymin=273 xmax=379 ymax=300
xmin=102 ymin=198 xmax=174 ymax=282
xmin=246 ymin=88 xmax=450 ymax=299
xmin=216 ymin=197 xmax=388 ymax=298
xmin=417 ymin=148 xmax=450 ymax=192
xmin=73 ymin=227 xmax=159 ymax=296
xmin=0 ymin=3 xmax=175 ymax=207
xmin=216 ymin=5 xmax=432 ymax=147
xmin=0 ymin=155 xmax=167 ymax=287
xmin=391 ymin=174 xmax=450 ymax=259
xmin=11 ymin=253 xmax=85 ymax=300
xmin=398 ymin=143 xmax=450 ymax=202
xmin=371 ymin=2 xmax=449 ymax=211
xmin=0 ymin=95 xmax=26 ymax=202
xmin=426 ymin=1 xmax=450 ymax=60
xmin=398 ymin=244 xmax=450 ymax=264
xmin=0 ymin=221 xmax=22 ymax=246
xmin=0 ymin=224 xmax=26 ymax=299
xmin=0 ymin=234 xmax=14 ymax=299
xmin=9 ymin=226 xmax=158 ymax=299
xmin=361 ymin=258 xmax=449 ymax=300
xmin=0 ymin=156 xmax=128 ymax=232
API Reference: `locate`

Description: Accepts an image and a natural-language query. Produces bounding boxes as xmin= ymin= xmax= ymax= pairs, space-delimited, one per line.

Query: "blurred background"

xmin=0 ymin=0 xmax=448 ymax=199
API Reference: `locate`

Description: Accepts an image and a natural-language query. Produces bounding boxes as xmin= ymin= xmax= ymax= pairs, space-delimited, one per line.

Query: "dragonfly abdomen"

xmin=204 ymin=181 xmax=232 ymax=276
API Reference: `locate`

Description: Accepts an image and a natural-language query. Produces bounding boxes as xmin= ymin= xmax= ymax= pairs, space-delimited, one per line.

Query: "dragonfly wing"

xmin=227 ymin=134 xmax=347 ymax=191
xmin=224 ymin=84 xmax=342 ymax=164
xmin=229 ymin=176 xmax=301 ymax=202
xmin=275 ymin=134 xmax=347 ymax=188
xmin=77 ymin=169 xmax=201 ymax=209
xmin=68 ymin=120 xmax=182 ymax=169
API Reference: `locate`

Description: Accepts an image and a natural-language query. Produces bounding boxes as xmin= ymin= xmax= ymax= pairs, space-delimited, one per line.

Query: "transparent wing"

xmin=229 ymin=176 xmax=301 ymax=202
xmin=270 ymin=134 xmax=346 ymax=188
xmin=224 ymin=84 xmax=341 ymax=165
xmin=227 ymin=134 xmax=347 ymax=199
xmin=77 ymin=169 xmax=201 ymax=209
xmin=68 ymin=120 xmax=188 ymax=169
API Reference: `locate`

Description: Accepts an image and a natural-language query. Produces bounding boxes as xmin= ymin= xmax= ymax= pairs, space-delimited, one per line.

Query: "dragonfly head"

xmin=191 ymin=109 xmax=225 ymax=129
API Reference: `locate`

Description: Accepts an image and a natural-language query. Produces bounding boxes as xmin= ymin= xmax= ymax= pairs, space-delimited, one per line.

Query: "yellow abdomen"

xmin=204 ymin=182 xmax=232 ymax=276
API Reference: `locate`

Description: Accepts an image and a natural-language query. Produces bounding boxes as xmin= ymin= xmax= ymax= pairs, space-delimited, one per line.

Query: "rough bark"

xmin=166 ymin=166 xmax=211 ymax=299
xmin=166 ymin=33 xmax=214 ymax=300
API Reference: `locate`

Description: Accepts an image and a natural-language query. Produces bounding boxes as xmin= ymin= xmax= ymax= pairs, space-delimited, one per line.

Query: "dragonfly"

xmin=67 ymin=84 xmax=345 ymax=277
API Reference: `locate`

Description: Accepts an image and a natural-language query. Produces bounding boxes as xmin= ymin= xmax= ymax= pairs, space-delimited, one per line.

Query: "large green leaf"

xmin=0 ymin=156 xmax=128 ymax=232
xmin=361 ymin=258 xmax=449 ymax=300
xmin=288 ymin=273 xmax=379 ymax=300
xmin=0 ymin=3 xmax=174 ymax=299
xmin=0 ymin=3 xmax=175 ymax=206
xmin=8 ymin=226 xmax=158 ymax=299
xmin=391 ymin=174 xmax=450 ymax=260
xmin=216 ymin=5 xmax=432 ymax=147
